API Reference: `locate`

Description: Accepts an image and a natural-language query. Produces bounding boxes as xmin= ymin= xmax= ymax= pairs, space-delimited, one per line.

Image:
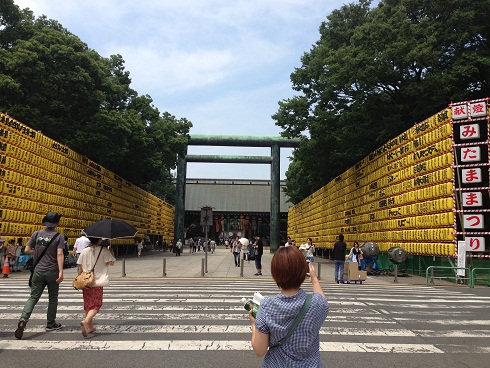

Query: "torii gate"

xmin=174 ymin=135 xmax=301 ymax=252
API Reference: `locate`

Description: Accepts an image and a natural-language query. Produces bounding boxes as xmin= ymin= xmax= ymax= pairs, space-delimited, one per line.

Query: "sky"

xmin=13 ymin=0 xmax=348 ymax=180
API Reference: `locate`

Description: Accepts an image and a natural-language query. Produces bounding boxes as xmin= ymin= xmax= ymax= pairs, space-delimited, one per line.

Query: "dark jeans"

xmin=255 ymin=254 xmax=262 ymax=271
xmin=20 ymin=270 xmax=60 ymax=327
xmin=334 ymin=260 xmax=345 ymax=282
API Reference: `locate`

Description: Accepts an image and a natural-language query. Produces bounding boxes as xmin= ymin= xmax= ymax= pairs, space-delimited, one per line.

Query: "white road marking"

xmin=0 ymin=340 xmax=445 ymax=353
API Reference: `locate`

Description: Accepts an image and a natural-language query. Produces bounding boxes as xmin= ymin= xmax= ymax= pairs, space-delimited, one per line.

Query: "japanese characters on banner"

xmin=451 ymin=99 xmax=490 ymax=258
xmin=288 ymin=99 xmax=489 ymax=259
xmin=0 ymin=113 xmax=174 ymax=245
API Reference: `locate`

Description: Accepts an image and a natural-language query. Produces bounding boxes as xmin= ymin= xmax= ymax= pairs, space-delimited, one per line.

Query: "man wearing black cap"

xmin=15 ymin=212 xmax=65 ymax=339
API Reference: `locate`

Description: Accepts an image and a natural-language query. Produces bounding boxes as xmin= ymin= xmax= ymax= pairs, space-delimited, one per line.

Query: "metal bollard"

xmin=240 ymin=261 xmax=244 ymax=277
xmin=163 ymin=258 xmax=167 ymax=277
xmin=205 ymin=251 xmax=208 ymax=273
xmin=317 ymin=262 xmax=321 ymax=279
xmin=394 ymin=264 xmax=398 ymax=283
xmin=121 ymin=258 xmax=126 ymax=277
xmin=201 ymin=258 xmax=205 ymax=277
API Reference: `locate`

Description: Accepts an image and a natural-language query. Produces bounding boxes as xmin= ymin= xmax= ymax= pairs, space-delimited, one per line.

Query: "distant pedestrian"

xmin=6 ymin=239 xmax=17 ymax=273
xmin=73 ymin=233 xmax=90 ymax=262
xmin=348 ymin=241 xmax=363 ymax=270
xmin=12 ymin=239 xmax=22 ymax=272
xmin=15 ymin=212 xmax=65 ymax=340
xmin=175 ymin=239 xmax=182 ymax=256
xmin=333 ymin=234 xmax=347 ymax=284
xmin=137 ymin=239 xmax=143 ymax=257
xmin=231 ymin=236 xmax=241 ymax=267
xmin=0 ymin=237 xmax=5 ymax=272
xmin=299 ymin=237 xmax=315 ymax=263
xmin=242 ymin=239 xmax=249 ymax=261
xmin=253 ymin=235 xmax=263 ymax=276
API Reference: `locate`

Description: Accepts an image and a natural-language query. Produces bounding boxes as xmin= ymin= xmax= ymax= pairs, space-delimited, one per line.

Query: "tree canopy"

xmin=274 ymin=0 xmax=490 ymax=204
xmin=0 ymin=1 xmax=192 ymax=203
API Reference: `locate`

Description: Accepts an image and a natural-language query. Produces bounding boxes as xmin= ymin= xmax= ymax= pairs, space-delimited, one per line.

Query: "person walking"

xmin=0 ymin=238 xmax=6 ymax=272
xmin=175 ymin=239 xmax=182 ymax=256
xmin=248 ymin=246 xmax=329 ymax=367
xmin=253 ymin=235 xmax=263 ymax=276
xmin=231 ymin=236 xmax=241 ymax=267
xmin=15 ymin=212 xmax=65 ymax=339
xmin=6 ymin=239 xmax=17 ymax=273
xmin=13 ymin=238 xmax=23 ymax=272
xmin=137 ymin=239 xmax=143 ymax=257
xmin=73 ymin=233 xmax=90 ymax=262
xmin=77 ymin=237 xmax=116 ymax=337
xmin=333 ymin=234 xmax=347 ymax=284
xmin=242 ymin=239 xmax=249 ymax=261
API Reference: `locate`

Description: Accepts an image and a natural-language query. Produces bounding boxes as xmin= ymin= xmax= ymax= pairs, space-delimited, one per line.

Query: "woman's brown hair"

xmin=271 ymin=246 xmax=307 ymax=290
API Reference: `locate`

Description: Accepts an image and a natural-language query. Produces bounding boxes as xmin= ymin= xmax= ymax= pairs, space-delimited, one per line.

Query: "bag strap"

xmin=89 ymin=247 xmax=103 ymax=272
xmin=32 ymin=232 xmax=61 ymax=269
xmin=270 ymin=293 xmax=313 ymax=348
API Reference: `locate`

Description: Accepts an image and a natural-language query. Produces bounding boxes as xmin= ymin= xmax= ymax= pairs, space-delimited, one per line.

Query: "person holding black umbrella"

xmin=77 ymin=237 xmax=116 ymax=337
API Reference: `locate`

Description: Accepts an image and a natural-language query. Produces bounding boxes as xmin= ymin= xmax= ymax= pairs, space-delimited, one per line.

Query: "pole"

xmin=163 ymin=258 xmax=167 ymax=277
xmin=121 ymin=258 xmax=126 ymax=277
xmin=201 ymin=258 xmax=205 ymax=277
xmin=240 ymin=261 xmax=244 ymax=277
xmin=205 ymin=226 xmax=208 ymax=273
xmin=394 ymin=264 xmax=398 ymax=283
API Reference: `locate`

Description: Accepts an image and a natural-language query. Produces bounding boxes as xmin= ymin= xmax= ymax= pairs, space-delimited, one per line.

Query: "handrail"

xmin=470 ymin=267 xmax=490 ymax=288
xmin=425 ymin=266 xmax=470 ymax=286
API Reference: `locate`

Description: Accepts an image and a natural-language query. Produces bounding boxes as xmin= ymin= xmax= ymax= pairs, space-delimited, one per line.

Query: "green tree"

xmin=275 ymin=0 xmax=490 ymax=203
xmin=0 ymin=1 xmax=192 ymax=203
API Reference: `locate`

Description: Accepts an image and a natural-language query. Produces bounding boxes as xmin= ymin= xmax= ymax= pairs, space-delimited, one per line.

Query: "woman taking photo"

xmin=248 ymin=246 xmax=329 ymax=367
xmin=77 ymin=237 xmax=116 ymax=337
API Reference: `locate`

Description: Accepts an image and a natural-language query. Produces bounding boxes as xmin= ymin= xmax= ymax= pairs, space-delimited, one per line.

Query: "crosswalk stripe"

xmin=0 ymin=280 xmax=488 ymax=355
xmin=0 ymin=340 xmax=445 ymax=353
xmin=4 ymin=325 xmax=487 ymax=338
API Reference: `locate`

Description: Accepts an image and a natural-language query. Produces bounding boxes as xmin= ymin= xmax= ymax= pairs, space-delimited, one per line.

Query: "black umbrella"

xmin=82 ymin=219 xmax=138 ymax=240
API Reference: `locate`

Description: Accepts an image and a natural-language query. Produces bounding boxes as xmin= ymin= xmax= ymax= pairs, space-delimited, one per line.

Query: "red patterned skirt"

xmin=82 ymin=286 xmax=104 ymax=312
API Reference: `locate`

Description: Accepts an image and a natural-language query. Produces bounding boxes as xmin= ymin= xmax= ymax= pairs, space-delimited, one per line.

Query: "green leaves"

xmin=0 ymin=0 xmax=192 ymax=203
xmin=275 ymin=0 xmax=490 ymax=203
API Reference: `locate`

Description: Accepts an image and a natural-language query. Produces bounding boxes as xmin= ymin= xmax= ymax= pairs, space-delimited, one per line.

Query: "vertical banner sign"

xmin=452 ymin=98 xmax=489 ymax=257
xmin=457 ymin=241 xmax=466 ymax=276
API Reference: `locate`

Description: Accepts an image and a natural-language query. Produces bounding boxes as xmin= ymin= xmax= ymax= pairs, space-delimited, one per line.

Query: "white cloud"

xmin=12 ymin=0 xmax=338 ymax=179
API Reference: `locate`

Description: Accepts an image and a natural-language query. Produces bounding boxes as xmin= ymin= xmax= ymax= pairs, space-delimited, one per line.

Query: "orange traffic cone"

xmin=2 ymin=255 xmax=10 ymax=278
